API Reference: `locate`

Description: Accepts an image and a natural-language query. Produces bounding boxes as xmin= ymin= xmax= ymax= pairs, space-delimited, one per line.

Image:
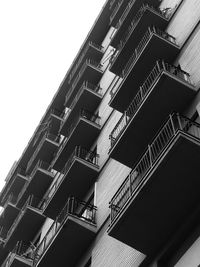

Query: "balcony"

xmin=1 ymin=241 xmax=33 ymax=267
xmin=109 ymin=26 xmax=179 ymax=112
xmin=0 ymin=170 xmax=27 ymax=207
xmin=65 ymin=59 xmax=103 ymax=108
xmin=52 ymin=109 xmax=101 ymax=171
xmin=47 ymin=109 xmax=63 ymax=135
xmin=110 ymin=4 xmax=169 ymax=75
xmin=34 ymin=197 xmax=96 ymax=267
xmin=109 ymin=0 xmax=126 ymax=27
xmin=39 ymin=146 xmax=99 ymax=219
xmin=16 ymin=161 xmax=55 ymax=209
xmin=68 ymin=42 xmax=103 ymax=85
xmin=61 ymin=81 xmax=102 ymax=134
xmin=109 ymin=61 xmax=196 ymax=167
xmin=4 ymin=196 xmax=45 ymax=251
xmin=26 ymin=133 xmax=60 ymax=174
xmin=111 ymin=0 xmax=162 ymax=48
xmin=0 ymin=194 xmax=20 ymax=237
xmin=108 ymin=114 xmax=200 ymax=255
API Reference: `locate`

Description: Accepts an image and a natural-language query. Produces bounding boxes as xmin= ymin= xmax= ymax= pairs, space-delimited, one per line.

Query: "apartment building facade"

xmin=0 ymin=0 xmax=200 ymax=266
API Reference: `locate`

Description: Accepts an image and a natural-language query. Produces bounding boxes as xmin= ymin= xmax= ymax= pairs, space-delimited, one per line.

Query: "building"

xmin=0 ymin=0 xmax=200 ymax=266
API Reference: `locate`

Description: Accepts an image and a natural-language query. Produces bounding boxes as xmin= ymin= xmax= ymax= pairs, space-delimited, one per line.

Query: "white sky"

xmin=0 ymin=0 xmax=106 ymax=191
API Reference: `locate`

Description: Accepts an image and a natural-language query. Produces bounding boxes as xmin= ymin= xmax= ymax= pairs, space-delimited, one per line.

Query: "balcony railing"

xmin=110 ymin=60 xmax=193 ymax=148
xmin=1 ymin=241 xmax=34 ymax=267
xmin=109 ymin=114 xmax=200 ymax=223
xmin=34 ymin=197 xmax=97 ymax=265
xmin=65 ymin=59 xmax=102 ymax=105
xmin=122 ymin=26 xmax=177 ymax=77
xmin=68 ymin=42 xmax=102 ymax=84
xmin=116 ymin=4 xmax=168 ymax=52
xmin=26 ymin=132 xmax=60 ymax=172
xmin=110 ymin=0 xmax=124 ymax=24
xmin=39 ymin=146 xmax=99 ymax=211
xmin=63 ymin=81 xmax=102 ymax=120
xmin=5 ymin=195 xmax=41 ymax=242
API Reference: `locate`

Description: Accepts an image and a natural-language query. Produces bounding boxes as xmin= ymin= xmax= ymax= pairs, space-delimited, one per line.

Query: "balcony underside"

xmin=17 ymin=170 xmax=54 ymax=209
xmin=5 ymin=209 xmax=45 ymax=251
xmin=53 ymin=120 xmax=100 ymax=171
xmin=111 ymin=0 xmax=161 ymax=48
xmin=61 ymin=89 xmax=102 ymax=134
xmin=110 ymin=72 xmax=195 ymax=167
xmin=37 ymin=216 xmax=96 ymax=267
xmin=27 ymin=140 xmax=58 ymax=174
xmin=66 ymin=66 xmax=102 ymax=108
xmin=108 ymin=133 xmax=200 ymax=255
xmin=10 ymin=256 xmax=32 ymax=267
xmin=0 ymin=204 xmax=19 ymax=229
xmin=44 ymin=159 xmax=98 ymax=219
xmin=110 ymin=10 xmax=168 ymax=75
xmin=110 ymin=34 xmax=179 ymax=112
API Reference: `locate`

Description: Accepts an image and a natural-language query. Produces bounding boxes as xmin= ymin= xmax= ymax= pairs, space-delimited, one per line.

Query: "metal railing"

xmin=65 ymin=59 xmax=102 ymax=105
xmin=34 ymin=197 xmax=97 ymax=265
xmin=68 ymin=42 xmax=102 ymax=84
xmin=38 ymin=146 xmax=99 ymax=211
xmin=1 ymin=241 xmax=34 ymax=267
xmin=63 ymin=81 xmax=102 ymax=121
xmin=116 ymin=4 xmax=168 ymax=52
xmin=5 ymin=195 xmax=41 ymax=243
xmin=110 ymin=60 xmax=193 ymax=147
xmin=109 ymin=113 xmax=200 ymax=223
xmin=122 ymin=26 xmax=177 ymax=77
xmin=110 ymin=0 xmax=124 ymax=24
xmin=26 ymin=132 xmax=60 ymax=173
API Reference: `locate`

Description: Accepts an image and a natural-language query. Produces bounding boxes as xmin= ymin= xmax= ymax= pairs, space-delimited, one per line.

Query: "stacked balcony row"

xmin=1 ymin=197 xmax=97 ymax=267
xmin=0 ymin=34 xmax=104 ymax=265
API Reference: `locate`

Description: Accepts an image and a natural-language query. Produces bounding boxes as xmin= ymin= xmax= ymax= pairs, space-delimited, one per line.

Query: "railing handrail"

xmin=34 ymin=197 xmax=97 ymax=265
xmin=122 ymin=26 xmax=178 ymax=78
xmin=110 ymin=60 xmax=193 ymax=148
xmin=38 ymin=146 xmax=99 ymax=211
xmin=109 ymin=113 xmax=200 ymax=223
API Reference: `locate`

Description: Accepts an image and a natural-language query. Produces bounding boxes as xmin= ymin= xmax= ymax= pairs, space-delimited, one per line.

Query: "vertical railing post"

xmin=169 ymin=114 xmax=176 ymax=135
xmin=129 ymin=174 xmax=132 ymax=197
xmin=177 ymin=113 xmax=183 ymax=130
xmin=148 ymin=144 xmax=152 ymax=167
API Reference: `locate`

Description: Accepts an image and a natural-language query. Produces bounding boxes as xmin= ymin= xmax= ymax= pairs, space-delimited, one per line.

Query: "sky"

xmin=0 ymin=0 xmax=106 ymax=191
